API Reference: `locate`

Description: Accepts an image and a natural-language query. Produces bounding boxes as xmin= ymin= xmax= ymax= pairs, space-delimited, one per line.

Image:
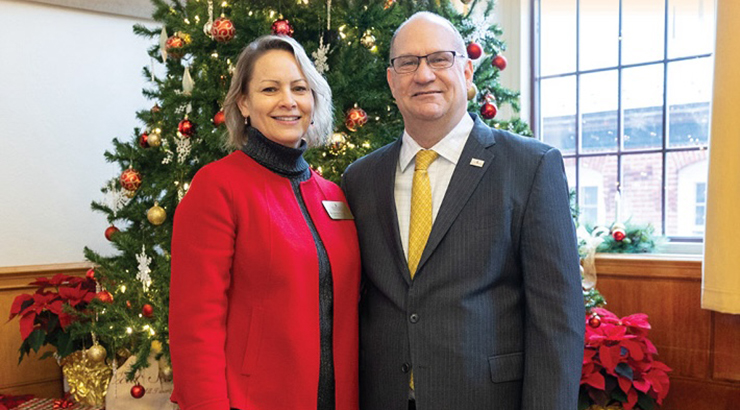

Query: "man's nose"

xmin=413 ymin=58 xmax=436 ymax=83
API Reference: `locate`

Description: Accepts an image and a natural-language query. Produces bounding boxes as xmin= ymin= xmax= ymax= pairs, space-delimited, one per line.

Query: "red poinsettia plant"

xmin=8 ymin=272 xmax=97 ymax=362
xmin=580 ymin=307 xmax=672 ymax=410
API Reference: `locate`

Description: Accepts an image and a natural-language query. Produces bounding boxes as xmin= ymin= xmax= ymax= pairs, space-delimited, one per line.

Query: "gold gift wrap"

xmin=59 ymin=350 xmax=113 ymax=406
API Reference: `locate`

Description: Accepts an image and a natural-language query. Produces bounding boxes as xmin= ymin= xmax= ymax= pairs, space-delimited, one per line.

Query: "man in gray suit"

xmin=342 ymin=12 xmax=585 ymax=410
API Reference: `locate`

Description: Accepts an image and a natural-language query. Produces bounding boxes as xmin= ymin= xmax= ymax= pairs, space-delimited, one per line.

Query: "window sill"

xmin=594 ymin=253 xmax=702 ymax=280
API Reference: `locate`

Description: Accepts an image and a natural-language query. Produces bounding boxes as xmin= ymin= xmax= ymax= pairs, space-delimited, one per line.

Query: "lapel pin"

xmin=470 ymin=158 xmax=485 ymax=167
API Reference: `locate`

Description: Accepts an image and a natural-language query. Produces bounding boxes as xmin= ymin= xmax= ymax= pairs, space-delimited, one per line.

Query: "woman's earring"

xmin=244 ymin=116 xmax=251 ymax=126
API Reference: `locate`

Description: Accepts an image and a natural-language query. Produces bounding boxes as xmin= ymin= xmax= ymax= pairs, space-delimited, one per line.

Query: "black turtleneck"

xmin=241 ymin=127 xmax=335 ymax=410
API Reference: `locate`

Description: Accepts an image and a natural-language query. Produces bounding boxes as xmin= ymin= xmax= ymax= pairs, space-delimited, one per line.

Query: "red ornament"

xmin=86 ymin=268 xmax=96 ymax=280
xmin=612 ymin=229 xmax=626 ymax=241
xmin=105 ymin=225 xmax=119 ymax=241
xmin=479 ymin=101 xmax=498 ymax=119
xmin=120 ymin=168 xmax=142 ymax=192
xmin=492 ymin=54 xmax=507 ymax=71
xmin=139 ymin=132 xmax=149 ymax=148
xmin=271 ymin=19 xmax=294 ymax=36
xmin=165 ymin=35 xmax=185 ymax=59
xmin=211 ymin=17 xmax=236 ymax=42
xmin=345 ymin=106 xmax=368 ymax=132
xmin=178 ymin=119 xmax=195 ymax=137
xmin=96 ymin=291 xmax=113 ymax=304
xmin=611 ymin=222 xmax=626 ymax=241
xmin=466 ymin=42 xmax=482 ymax=60
xmin=126 ymin=300 xmax=132 ymax=309
xmin=588 ymin=314 xmax=601 ymax=328
xmin=142 ymin=303 xmax=154 ymax=318
xmin=213 ymin=110 xmax=226 ymax=126
xmin=150 ymin=104 xmax=161 ymax=114
xmin=130 ymin=384 xmax=146 ymax=399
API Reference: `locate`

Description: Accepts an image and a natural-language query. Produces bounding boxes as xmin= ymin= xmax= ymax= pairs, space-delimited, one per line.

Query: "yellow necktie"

xmin=408 ymin=149 xmax=438 ymax=279
xmin=408 ymin=149 xmax=437 ymax=391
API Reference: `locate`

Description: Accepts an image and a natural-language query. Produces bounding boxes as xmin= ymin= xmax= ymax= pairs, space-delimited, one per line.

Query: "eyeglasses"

xmin=389 ymin=51 xmax=463 ymax=74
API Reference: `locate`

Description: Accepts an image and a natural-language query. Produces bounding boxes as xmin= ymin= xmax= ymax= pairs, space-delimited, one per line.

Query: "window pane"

xmin=623 ymin=64 xmax=664 ymax=151
xmin=667 ymin=57 xmax=712 ymax=148
xmin=541 ymin=76 xmax=576 ymax=154
xmin=579 ymin=156 xmax=618 ymax=227
xmin=622 ymin=0 xmax=665 ymax=65
xmin=563 ymin=157 xmax=576 ymax=193
xmin=540 ymin=0 xmax=577 ymax=76
xmin=665 ymin=150 xmax=708 ymax=236
xmin=621 ymin=153 xmax=663 ymax=233
xmin=668 ymin=0 xmax=715 ymax=59
xmin=581 ymin=70 xmax=618 ymax=153
xmin=580 ymin=0 xmax=619 ymax=71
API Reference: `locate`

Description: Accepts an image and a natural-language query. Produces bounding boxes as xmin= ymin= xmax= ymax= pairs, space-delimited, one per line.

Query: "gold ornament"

xmin=175 ymin=31 xmax=192 ymax=44
xmin=467 ymin=83 xmax=478 ymax=101
xmin=124 ymin=190 xmax=136 ymax=198
xmin=360 ymin=31 xmax=376 ymax=49
xmin=116 ymin=347 xmax=132 ymax=363
xmin=86 ymin=343 xmax=107 ymax=363
xmin=59 ymin=350 xmax=112 ymax=406
xmin=147 ymin=203 xmax=167 ymax=225
xmin=151 ymin=340 xmax=163 ymax=355
xmin=147 ymin=132 xmax=162 ymax=147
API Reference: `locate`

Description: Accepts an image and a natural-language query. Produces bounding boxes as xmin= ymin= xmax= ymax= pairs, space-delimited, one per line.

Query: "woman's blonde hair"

xmin=223 ymin=35 xmax=333 ymax=150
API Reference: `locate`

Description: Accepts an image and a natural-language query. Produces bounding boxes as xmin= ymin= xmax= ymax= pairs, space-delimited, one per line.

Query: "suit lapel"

xmin=374 ymin=138 xmax=413 ymax=285
xmin=415 ymin=116 xmax=496 ymax=276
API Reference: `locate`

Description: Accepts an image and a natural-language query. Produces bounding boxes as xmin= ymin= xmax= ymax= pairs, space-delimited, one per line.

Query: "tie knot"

xmin=414 ymin=150 xmax=438 ymax=171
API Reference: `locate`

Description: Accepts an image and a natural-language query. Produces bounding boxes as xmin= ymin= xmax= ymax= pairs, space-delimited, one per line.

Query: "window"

xmin=534 ymin=0 xmax=714 ymax=240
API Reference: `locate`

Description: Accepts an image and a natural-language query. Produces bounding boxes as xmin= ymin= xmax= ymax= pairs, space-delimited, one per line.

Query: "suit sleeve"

xmin=169 ymin=166 xmax=235 ymax=410
xmin=519 ymin=148 xmax=585 ymax=410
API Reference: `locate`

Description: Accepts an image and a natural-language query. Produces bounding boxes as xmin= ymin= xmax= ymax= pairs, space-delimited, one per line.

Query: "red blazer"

xmin=169 ymin=151 xmax=361 ymax=410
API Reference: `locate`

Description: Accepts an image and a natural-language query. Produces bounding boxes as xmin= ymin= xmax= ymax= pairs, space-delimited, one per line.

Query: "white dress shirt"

xmin=395 ymin=114 xmax=475 ymax=259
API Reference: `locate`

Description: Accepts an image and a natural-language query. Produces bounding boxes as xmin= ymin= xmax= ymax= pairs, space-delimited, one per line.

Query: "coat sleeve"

xmin=169 ymin=165 xmax=236 ymax=410
xmin=519 ymin=147 xmax=585 ymax=410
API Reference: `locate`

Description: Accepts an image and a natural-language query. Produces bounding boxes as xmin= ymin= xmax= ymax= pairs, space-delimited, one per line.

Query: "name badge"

xmin=322 ymin=200 xmax=354 ymax=220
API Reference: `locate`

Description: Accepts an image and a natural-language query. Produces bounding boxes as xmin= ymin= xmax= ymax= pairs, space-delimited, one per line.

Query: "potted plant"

xmin=8 ymin=273 xmax=98 ymax=360
xmin=580 ymin=307 xmax=672 ymax=410
xmin=8 ymin=271 xmax=112 ymax=405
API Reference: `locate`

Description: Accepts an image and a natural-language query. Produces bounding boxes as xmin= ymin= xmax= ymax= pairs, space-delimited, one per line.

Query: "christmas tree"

xmin=69 ymin=0 xmax=530 ymax=380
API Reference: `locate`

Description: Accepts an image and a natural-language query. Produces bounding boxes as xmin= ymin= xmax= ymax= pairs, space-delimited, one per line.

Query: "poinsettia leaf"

xmin=578 ymin=390 xmax=591 ymax=410
xmin=38 ymin=351 xmax=56 ymax=360
xmin=583 ymin=371 xmax=606 ymax=389
xmin=616 ymin=362 xmax=634 ymax=381
xmin=617 ymin=373 xmax=632 ymax=394
xmin=56 ymin=332 xmax=75 ymax=358
xmin=611 ymin=387 xmax=628 ymax=403
xmin=9 ymin=294 xmax=34 ymax=320
xmin=637 ymin=392 xmax=656 ymax=410
xmin=633 ymin=377 xmax=651 ymax=393
xmin=27 ymin=328 xmax=45 ymax=353
xmin=18 ymin=339 xmax=31 ymax=364
xmin=599 ymin=345 xmax=621 ymax=373
xmin=19 ymin=312 xmax=37 ymax=340
xmin=626 ymin=387 xmax=639 ymax=410
xmin=590 ymin=389 xmax=610 ymax=406
xmin=622 ymin=340 xmax=645 ymax=361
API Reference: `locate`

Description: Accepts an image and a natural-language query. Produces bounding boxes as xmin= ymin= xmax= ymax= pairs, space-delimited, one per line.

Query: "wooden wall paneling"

xmin=662 ymin=377 xmax=740 ymax=410
xmin=0 ymin=263 xmax=90 ymax=397
xmin=713 ymin=312 xmax=740 ymax=382
xmin=596 ymin=276 xmax=712 ymax=380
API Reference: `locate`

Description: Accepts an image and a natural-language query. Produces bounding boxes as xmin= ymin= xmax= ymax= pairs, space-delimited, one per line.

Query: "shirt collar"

xmin=399 ymin=114 xmax=475 ymax=172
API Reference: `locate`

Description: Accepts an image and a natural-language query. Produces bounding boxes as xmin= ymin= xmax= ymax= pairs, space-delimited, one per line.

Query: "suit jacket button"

xmin=401 ymin=363 xmax=410 ymax=373
xmin=409 ymin=313 xmax=419 ymax=323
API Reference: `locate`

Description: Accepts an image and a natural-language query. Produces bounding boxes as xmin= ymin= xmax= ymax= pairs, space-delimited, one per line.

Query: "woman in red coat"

xmin=169 ymin=35 xmax=360 ymax=410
